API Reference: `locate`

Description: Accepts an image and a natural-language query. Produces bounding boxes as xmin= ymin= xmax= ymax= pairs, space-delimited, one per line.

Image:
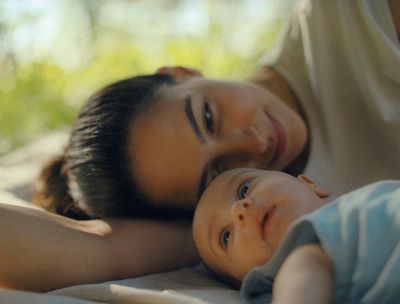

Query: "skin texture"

xmin=193 ymin=168 xmax=329 ymax=282
xmin=130 ymin=77 xmax=307 ymax=209
xmin=272 ymin=244 xmax=333 ymax=304
xmin=0 ymin=204 xmax=197 ymax=291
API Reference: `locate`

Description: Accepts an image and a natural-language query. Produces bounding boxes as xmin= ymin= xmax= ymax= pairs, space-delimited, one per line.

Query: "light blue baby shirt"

xmin=241 ymin=181 xmax=400 ymax=304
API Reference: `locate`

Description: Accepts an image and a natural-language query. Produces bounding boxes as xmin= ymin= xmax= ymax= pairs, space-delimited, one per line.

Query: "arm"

xmin=272 ymin=244 xmax=333 ymax=304
xmin=0 ymin=203 xmax=198 ymax=292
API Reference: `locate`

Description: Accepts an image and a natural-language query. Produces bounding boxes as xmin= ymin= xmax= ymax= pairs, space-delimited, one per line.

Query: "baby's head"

xmin=192 ymin=168 xmax=329 ymax=287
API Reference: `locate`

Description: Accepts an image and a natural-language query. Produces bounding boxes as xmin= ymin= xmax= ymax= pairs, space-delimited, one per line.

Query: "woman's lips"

xmin=268 ymin=115 xmax=287 ymax=166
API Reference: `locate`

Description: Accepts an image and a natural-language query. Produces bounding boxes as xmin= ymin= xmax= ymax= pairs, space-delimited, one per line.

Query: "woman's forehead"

xmin=128 ymin=94 xmax=207 ymax=206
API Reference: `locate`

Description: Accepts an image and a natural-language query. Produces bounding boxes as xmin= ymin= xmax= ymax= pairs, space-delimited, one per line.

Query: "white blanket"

xmin=0 ymin=132 xmax=241 ymax=304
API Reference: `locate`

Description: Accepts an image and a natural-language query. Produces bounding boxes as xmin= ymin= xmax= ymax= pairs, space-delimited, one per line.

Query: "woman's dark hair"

xmin=33 ymin=74 xmax=192 ymax=220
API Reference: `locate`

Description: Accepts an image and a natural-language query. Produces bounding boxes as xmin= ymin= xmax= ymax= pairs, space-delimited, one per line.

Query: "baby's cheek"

xmin=269 ymin=218 xmax=290 ymax=255
xmin=245 ymin=243 xmax=272 ymax=270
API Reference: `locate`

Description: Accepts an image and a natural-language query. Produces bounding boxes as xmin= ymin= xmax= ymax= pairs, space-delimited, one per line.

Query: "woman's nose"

xmin=220 ymin=127 xmax=267 ymax=159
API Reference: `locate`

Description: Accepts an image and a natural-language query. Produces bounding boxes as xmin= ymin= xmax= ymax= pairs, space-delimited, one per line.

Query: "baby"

xmin=193 ymin=168 xmax=400 ymax=304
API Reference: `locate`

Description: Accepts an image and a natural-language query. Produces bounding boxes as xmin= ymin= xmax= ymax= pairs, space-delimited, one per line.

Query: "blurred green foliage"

xmin=0 ymin=0 xmax=286 ymax=156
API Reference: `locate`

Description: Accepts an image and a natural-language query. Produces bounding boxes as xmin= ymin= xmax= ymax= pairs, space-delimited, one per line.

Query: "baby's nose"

xmin=231 ymin=199 xmax=252 ymax=224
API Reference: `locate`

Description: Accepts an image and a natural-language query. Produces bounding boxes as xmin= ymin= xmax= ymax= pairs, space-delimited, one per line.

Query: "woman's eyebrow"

xmin=184 ymin=96 xmax=205 ymax=143
xmin=184 ymin=95 xmax=209 ymax=199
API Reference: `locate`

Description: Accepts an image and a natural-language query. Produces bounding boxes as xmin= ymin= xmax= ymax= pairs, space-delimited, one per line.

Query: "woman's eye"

xmin=220 ymin=229 xmax=231 ymax=249
xmin=238 ymin=180 xmax=251 ymax=199
xmin=203 ymin=102 xmax=215 ymax=134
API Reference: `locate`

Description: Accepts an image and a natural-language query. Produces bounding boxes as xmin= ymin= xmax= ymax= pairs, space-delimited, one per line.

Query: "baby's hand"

xmin=156 ymin=66 xmax=202 ymax=81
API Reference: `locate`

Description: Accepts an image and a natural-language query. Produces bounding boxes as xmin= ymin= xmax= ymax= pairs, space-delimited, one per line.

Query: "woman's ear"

xmin=156 ymin=66 xmax=203 ymax=82
xmin=297 ymin=175 xmax=330 ymax=199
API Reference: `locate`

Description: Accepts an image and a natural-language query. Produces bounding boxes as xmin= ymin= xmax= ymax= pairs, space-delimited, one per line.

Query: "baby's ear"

xmin=297 ymin=175 xmax=330 ymax=198
xmin=155 ymin=66 xmax=203 ymax=82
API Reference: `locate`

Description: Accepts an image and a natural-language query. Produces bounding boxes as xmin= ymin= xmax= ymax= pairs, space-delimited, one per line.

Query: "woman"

xmin=2 ymin=0 xmax=399 ymax=291
xmin=33 ymin=71 xmax=307 ymax=218
xmin=35 ymin=0 xmax=400 ymax=220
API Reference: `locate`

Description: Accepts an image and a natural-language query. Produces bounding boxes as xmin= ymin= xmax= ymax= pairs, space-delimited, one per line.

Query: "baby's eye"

xmin=220 ymin=229 xmax=231 ymax=249
xmin=203 ymin=102 xmax=215 ymax=135
xmin=238 ymin=179 xmax=251 ymax=199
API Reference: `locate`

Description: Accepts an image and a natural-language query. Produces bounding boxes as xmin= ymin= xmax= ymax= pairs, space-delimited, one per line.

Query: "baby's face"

xmin=193 ymin=168 xmax=327 ymax=282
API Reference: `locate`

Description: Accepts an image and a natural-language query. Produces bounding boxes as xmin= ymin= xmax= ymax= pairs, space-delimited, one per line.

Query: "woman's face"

xmin=130 ymin=77 xmax=307 ymax=208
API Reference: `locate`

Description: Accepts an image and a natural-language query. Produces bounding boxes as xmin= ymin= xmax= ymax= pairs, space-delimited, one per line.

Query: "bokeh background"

xmin=0 ymin=0 xmax=294 ymax=156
